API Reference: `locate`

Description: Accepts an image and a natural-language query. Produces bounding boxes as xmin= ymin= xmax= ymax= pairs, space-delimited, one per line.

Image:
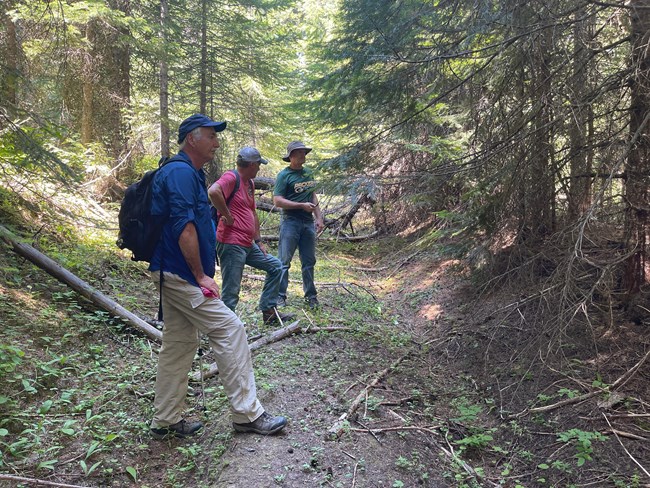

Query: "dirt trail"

xmin=209 ymin=256 xmax=462 ymax=487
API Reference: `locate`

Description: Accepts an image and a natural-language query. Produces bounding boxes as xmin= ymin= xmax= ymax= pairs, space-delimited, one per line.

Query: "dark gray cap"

xmin=237 ymin=146 xmax=268 ymax=165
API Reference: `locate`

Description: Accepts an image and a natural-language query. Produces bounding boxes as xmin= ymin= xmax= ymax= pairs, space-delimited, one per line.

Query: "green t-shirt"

xmin=274 ymin=166 xmax=318 ymax=220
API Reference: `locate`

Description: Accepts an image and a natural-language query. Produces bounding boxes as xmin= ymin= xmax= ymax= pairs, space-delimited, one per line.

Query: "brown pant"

xmin=150 ymin=272 xmax=264 ymax=428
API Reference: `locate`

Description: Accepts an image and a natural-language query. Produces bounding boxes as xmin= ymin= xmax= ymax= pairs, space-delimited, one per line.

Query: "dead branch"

xmin=586 ymin=413 xmax=650 ymax=420
xmin=601 ymin=429 xmax=650 ymax=442
xmin=519 ymin=390 xmax=601 ymax=416
xmin=330 ymin=193 xmax=375 ymax=234
xmin=252 ymin=176 xmax=276 ymax=190
xmin=0 ymin=224 xmax=162 ymax=342
xmin=0 ymin=474 xmax=90 ymax=488
xmin=349 ymin=425 xmax=441 ymax=436
xmin=518 ymin=347 xmax=650 ymax=417
xmin=602 ymin=413 xmax=650 ymax=479
xmin=255 ymin=201 xmax=280 ymax=213
xmin=326 ymin=354 xmax=408 ymax=440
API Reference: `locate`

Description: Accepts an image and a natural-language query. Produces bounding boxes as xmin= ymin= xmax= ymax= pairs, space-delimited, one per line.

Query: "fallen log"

xmin=194 ymin=319 xmax=302 ymax=380
xmin=253 ymin=176 xmax=276 ymax=190
xmin=258 ymin=230 xmax=379 ymax=243
xmin=0 ymin=224 xmax=162 ymax=342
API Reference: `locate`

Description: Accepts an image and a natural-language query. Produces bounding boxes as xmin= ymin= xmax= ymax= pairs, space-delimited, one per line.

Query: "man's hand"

xmin=198 ymin=276 xmax=220 ymax=298
xmin=316 ymin=218 xmax=325 ymax=233
xmin=302 ymin=202 xmax=317 ymax=213
xmin=221 ymin=214 xmax=234 ymax=226
xmin=256 ymin=240 xmax=268 ymax=256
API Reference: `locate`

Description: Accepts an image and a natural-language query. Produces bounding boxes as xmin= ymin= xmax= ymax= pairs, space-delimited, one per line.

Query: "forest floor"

xmin=0 ymin=226 xmax=648 ymax=488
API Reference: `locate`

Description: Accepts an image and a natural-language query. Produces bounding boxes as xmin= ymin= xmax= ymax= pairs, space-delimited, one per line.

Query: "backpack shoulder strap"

xmin=225 ymin=169 xmax=240 ymax=207
xmin=159 ymin=155 xmax=192 ymax=168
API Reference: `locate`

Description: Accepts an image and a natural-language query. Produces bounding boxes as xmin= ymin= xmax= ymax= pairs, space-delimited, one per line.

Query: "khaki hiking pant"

xmin=150 ymin=272 xmax=264 ymax=428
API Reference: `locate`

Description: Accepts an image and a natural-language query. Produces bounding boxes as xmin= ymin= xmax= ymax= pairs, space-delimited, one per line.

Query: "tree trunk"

xmin=199 ymin=0 xmax=208 ymax=114
xmin=527 ymin=24 xmax=554 ymax=238
xmin=3 ymin=0 xmax=18 ymax=113
xmin=81 ymin=20 xmax=95 ymax=144
xmin=159 ymin=0 xmax=170 ymax=159
xmin=623 ymin=0 xmax=650 ymax=294
xmin=568 ymin=11 xmax=594 ymax=219
xmin=107 ymin=0 xmax=132 ymax=177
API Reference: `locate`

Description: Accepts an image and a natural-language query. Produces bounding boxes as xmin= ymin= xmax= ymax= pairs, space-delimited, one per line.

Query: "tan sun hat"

xmin=282 ymin=141 xmax=312 ymax=162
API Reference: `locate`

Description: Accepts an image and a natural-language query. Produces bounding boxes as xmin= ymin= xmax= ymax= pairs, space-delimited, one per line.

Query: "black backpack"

xmin=116 ymin=156 xmax=187 ymax=262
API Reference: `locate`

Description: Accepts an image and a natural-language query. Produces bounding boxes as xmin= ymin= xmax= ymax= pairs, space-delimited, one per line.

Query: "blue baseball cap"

xmin=177 ymin=114 xmax=227 ymax=143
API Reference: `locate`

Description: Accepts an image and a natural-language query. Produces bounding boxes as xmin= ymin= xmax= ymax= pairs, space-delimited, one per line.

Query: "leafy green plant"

xmin=126 ymin=466 xmax=138 ymax=482
xmin=80 ymin=459 xmax=102 ymax=476
xmin=454 ymin=430 xmax=495 ymax=450
xmin=450 ymin=397 xmax=482 ymax=424
xmin=556 ymin=429 xmax=607 ymax=466
xmin=556 ymin=388 xmax=579 ymax=399
xmin=0 ymin=344 xmax=23 ymax=375
xmin=395 ymin=455 xmax=412 ymax=469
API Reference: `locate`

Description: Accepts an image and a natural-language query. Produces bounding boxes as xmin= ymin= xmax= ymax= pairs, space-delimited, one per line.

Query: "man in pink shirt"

xmin=209 ymin=147 xmax=293 ymax=325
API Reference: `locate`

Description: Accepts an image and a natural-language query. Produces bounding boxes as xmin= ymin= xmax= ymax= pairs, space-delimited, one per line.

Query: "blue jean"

xmin=216 ymin=242 xmax=283 ymax=312
xmin=278 ymin=216 xmax=317 ymax=300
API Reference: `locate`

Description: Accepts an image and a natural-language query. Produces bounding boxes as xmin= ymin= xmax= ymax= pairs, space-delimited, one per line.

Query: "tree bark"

xmin=107 ymin=0 xmax=132 ymax=177
xmin=199 ymin=0 xmax=208 ymax=114
xmin=568 ymin=10 xmax=594 ymax=220
xmin=159 ymin=0 xmax=170 ymax=159
xmin=3 ymin=0 xmax=18 ymax=113
xmin=623 ymin=0 xmax=650 ymax=294
xmin=528 ymin=21 xmax=554 ymax=237
xmin=0 ymin=225 xmax=162 ymax=342
xmin=81 ymin=20 xmax=95 ymax=144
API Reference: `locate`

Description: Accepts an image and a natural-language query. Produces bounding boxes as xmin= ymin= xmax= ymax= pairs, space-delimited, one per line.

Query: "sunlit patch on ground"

xmin=419 ymin=302 xmax=442 ymax=320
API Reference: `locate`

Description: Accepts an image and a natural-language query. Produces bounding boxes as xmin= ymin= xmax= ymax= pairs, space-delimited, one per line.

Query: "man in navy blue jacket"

xmin=148 ymin=114 xmax=286 ymax=439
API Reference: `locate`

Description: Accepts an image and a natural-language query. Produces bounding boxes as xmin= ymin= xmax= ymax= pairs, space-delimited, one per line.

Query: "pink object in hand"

xmin=201 ymin=287 xmax=217 ymax=298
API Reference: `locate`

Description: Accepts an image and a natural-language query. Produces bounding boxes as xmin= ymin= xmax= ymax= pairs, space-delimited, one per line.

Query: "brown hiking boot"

xmin=262 ymin=308 xmax=295 ymax=325
xmin=233 ymin=412 xmax=287 ymax=435
xmin=151 ymin=419 xmax=203 ymax=440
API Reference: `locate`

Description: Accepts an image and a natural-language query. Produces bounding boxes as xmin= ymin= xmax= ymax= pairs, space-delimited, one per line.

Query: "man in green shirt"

xmin=273 ymin=141 xmax=324 ymax=308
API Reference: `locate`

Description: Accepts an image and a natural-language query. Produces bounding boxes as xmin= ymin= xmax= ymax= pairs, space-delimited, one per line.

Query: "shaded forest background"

xmin=3 ymin=0 xmax=650 ymax=326
xmin=1 ymin=0 xmax=650 ymax=484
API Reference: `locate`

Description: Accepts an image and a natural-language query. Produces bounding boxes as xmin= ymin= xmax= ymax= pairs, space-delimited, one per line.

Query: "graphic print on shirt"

xmin=294 ymin=180 xmax=317 ymax=193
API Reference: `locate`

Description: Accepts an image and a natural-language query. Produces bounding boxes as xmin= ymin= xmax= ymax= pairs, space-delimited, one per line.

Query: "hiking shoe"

xmin=151 ymin=419 xmax=203 ymax=440
xmin=233 ymin=412 xmax=287 ymax=435
xmin=276 ymin=296 xmax=287 ymax=307
xmin=262 ymin=308 xmax=295 ymax=325
xmin=305 ymin=296 xmax=320 ymax=309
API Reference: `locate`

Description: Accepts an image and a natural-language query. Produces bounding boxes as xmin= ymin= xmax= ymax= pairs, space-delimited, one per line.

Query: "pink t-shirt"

xmin=215 ymin=171 xmax=257 ymax=247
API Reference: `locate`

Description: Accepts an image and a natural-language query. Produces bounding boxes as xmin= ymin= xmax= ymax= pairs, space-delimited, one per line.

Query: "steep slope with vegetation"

xmin=0 ymin=191 xmax=647 ymax=487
